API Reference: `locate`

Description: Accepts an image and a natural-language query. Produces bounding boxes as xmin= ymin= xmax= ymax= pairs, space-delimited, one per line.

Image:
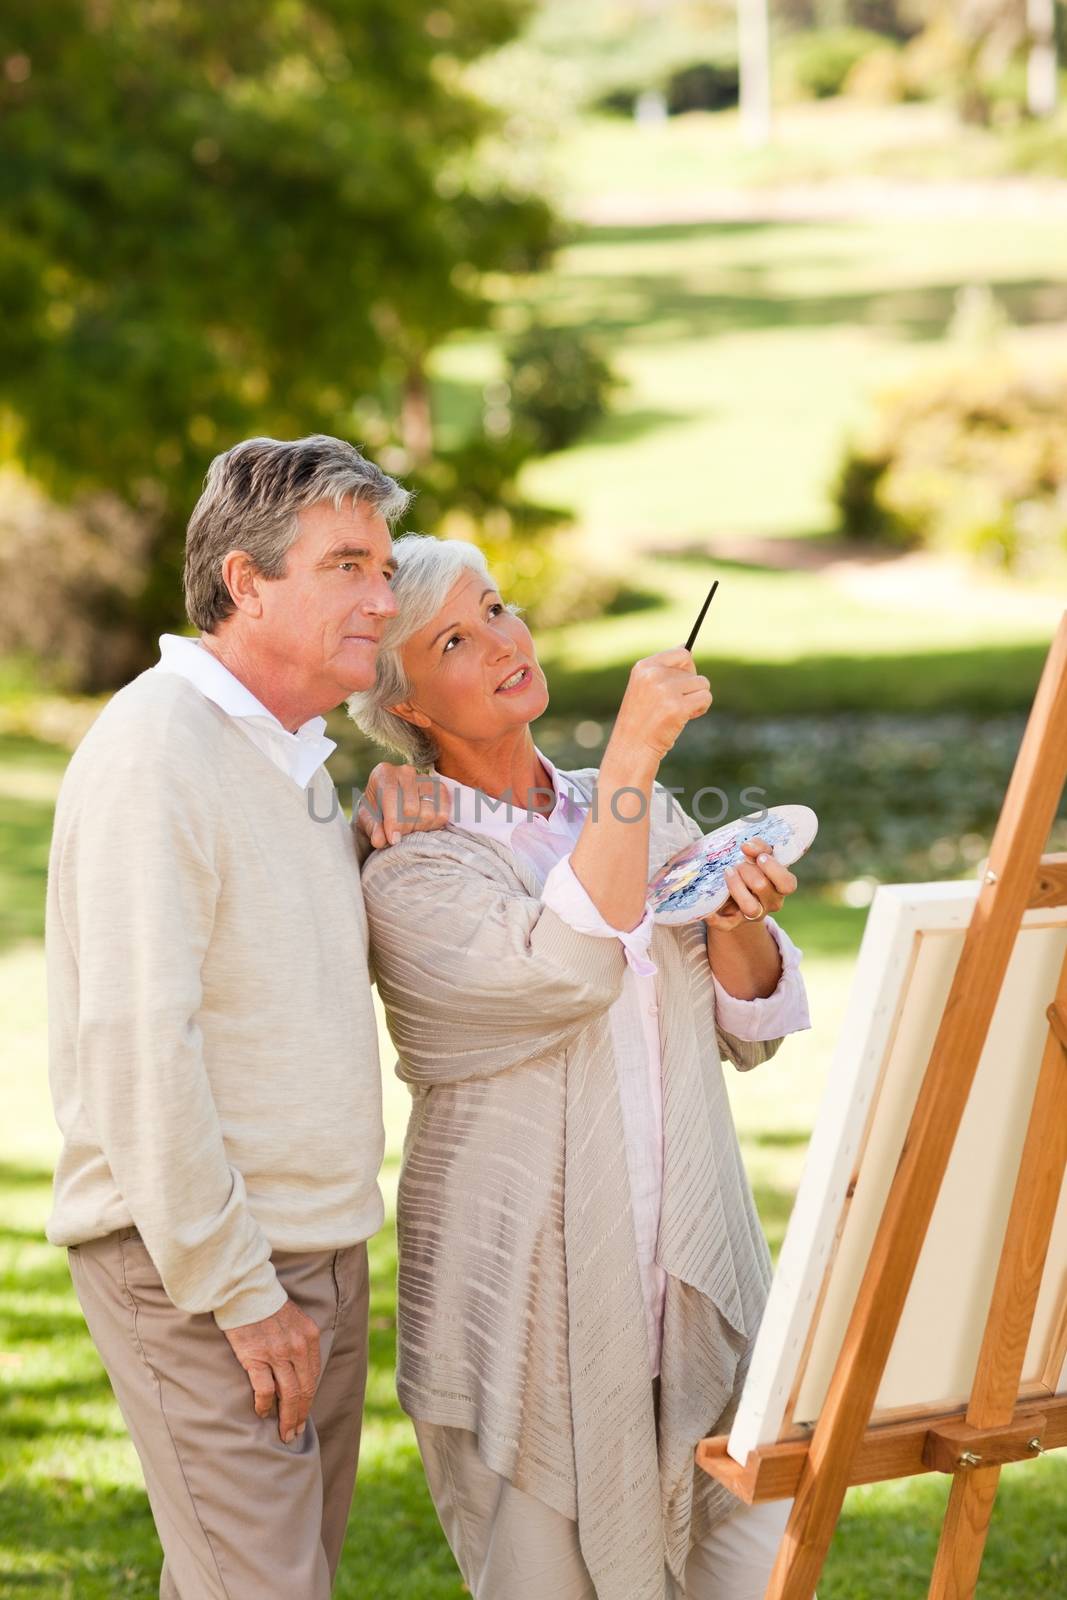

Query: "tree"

xmin=1026 ymin=0 xmax=1058 ymax=116
xmin=738 ymin=0 xmax=773 ymax=145
xmin=916 ymin=0 xmax=1059 ymax=124
xmin=0 ymin=1 xmax=554 ymax=681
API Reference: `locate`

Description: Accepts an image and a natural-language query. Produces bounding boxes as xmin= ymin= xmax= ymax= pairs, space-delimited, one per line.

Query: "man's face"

xmin=254 ymin=497 xmax=398 ymax=701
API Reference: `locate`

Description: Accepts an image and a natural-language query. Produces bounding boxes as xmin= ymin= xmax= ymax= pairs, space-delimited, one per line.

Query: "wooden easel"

xmin=698 ymin=612 xmax=1067 ymax=1599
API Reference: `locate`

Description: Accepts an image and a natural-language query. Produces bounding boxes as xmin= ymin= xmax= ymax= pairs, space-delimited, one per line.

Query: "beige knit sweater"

xmin=361 ymin=771 xmax=781 ymax=1600
xmin=46 ymin=670 xmax=384 ymax=1328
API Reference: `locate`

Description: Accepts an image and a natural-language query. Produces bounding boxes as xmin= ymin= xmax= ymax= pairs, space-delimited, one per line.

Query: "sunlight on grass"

xmin=532 ymin=555 xmax=1058 ymax=719
xmin=546 ymin=555 xmax=1059 ymax=668
xmin=433 ymin=213 xmax=1067 ymax=555
xmin=550 ymin=104 xmax=1017 ymax=202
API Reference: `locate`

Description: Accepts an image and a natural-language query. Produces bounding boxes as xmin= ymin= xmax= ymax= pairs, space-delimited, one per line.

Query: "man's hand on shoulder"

xmin=224 ymin=1297 xmax=322 ymax=1443
xmin=355 ymin=762 xmax=451 ymax=851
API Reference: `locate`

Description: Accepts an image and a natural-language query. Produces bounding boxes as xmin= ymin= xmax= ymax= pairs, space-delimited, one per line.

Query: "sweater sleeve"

xmin=53 ymin=745 xmax=285 ymax=1330
xmin=361 ymin=842 xmax=627 ymax=1085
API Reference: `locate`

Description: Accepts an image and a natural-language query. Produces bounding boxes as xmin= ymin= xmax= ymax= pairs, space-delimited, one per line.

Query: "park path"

xmin=572 ymin=176 xmax=1067 ymax=227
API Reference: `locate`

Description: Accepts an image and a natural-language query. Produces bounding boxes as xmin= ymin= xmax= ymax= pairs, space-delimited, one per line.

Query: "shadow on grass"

xmin=0 ymin=1163 xmax=55 ymax=1190
xmin=825 ymin=1455 xmax=1067 ymax=1599
xmin=747 ymin=1129 xmax=812 ymax=1149
xmin=567 ymin=219 xmax=779 ymax=249
xmin=5 ymin=1160 xmax=1064 ymax=1597
xmin=548 ymin=213 xmax=1067 ymax=345
xmin=0 ymin=1478 xmax=163 ymax=1599
xmin=589 ymin=402 xmax=694 ymax=447
xmin=566 ymin=274 xmax=1067 ymax=348
xmin=539 ymin=640 xmax=1051 ymax=719
xmin=0 ymin=1199 xmax=462 ymax=1599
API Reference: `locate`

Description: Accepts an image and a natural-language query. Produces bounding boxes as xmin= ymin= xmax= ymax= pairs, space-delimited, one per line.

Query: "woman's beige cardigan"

xmin=361 ymin=772 xmax=782 ymax=1600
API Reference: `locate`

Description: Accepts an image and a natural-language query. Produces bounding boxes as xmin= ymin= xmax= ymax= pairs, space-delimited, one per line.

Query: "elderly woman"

xmin=348 ymin=536 xmax=810 ymax=1600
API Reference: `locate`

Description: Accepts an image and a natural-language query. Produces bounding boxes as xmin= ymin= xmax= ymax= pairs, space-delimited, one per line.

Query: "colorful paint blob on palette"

xmin=647 ymin=805 xmax=819 ymax=926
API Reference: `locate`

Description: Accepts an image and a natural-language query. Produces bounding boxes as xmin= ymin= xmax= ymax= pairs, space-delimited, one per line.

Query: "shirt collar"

xmin=154 ymin=633 xmax=337 ymax=789
xmin=435 ymin=748 xmax=585 ymax=844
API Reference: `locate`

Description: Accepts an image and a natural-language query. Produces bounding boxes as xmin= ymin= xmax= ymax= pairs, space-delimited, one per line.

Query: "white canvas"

xmin=728 ymin=881 xmax=1067 ymax=1466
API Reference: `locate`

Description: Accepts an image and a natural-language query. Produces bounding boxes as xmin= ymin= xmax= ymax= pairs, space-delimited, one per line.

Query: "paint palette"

xmin=647 ymin=804 xmax=818 ymax=926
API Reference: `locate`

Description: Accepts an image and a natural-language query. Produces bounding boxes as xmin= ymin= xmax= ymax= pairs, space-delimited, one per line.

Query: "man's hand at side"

xmin=224 ymin=1298 xmax=322 ymax=1443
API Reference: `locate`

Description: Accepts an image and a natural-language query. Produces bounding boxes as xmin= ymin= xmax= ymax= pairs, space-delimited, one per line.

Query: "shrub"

xmin=504 ymin=325 xmax=620 ymax=455
xmin=404 ymin=427 xmax=621 ymax=630
xmin=777 ymin=27 xmax=888 ymax=101
xmin=596 ymin=54 xmax=740 ymax=119
xmin=0 ymin=471 xmax=156 ymax=691
xmin=665 ymin=58 xmax=740 ymax=115
xmin=832 ymin=357 xmax=1067 ymax=572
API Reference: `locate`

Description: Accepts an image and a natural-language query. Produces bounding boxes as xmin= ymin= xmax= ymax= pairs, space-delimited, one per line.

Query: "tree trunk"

xmin=1026 ymin=0 xmax=1058 ymax=118
xmin=738 ymin=0 xmax=772 ymax=148
xmin=401 ymin=359 xmax=434 ymax=464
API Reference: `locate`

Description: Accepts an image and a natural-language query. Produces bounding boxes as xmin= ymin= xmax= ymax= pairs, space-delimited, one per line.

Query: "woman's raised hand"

xmin=573 ymin=648 xmax=709 ymax=931
xmin=611 ymin=648 xmax=712 ymax=768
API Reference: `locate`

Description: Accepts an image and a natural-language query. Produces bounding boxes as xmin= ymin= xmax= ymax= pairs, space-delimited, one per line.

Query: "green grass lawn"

xmin=545 ymin=102 xmax=1067 ymax=202
xmin=435 ymin=214 xmax=1067 ymax=558
xmin=428 ymin=190 xmax=1067 ymax=725
xmin=532 ymin=552 xmax=1062 ymax=718
xmin=2 ymin=737 xmax=1064 ymax=1597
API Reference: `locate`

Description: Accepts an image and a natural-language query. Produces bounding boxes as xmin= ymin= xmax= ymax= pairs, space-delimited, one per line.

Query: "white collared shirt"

xmin=153 ymin=634 xmax=337 ymax=790
xmin=437 ymin=751 xmax=810 ymax=1376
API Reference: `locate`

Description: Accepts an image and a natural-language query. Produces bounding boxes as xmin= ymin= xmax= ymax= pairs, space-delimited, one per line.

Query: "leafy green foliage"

xmin=833 ymin=357 xmax=1067 ymax=571
xmin=777 ymin=26 xmax=890 ymax=99
xmin=505 ymin=324 xmax=619 ymax=455
xmin=486 ymin=0 xmax=739 ymax=117
xmin=402 ymin=427 xmax=571 ymax=619
xmin=664 ymin=58 xmax=740 ymax=114
xmin=0 ymin=0 xmax=555 ymax=667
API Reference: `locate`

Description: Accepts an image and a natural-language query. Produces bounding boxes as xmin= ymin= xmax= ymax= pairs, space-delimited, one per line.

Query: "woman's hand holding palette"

xmin=647 ymin=805 xmax=818 ymax=925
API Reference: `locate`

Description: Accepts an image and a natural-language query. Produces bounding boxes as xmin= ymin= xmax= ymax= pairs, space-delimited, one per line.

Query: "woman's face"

xmin=395 ymin=569 xmax=549 ymax=750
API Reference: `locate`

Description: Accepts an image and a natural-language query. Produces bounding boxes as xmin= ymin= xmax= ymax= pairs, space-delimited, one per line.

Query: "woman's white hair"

xmin=347 ymin=534 xmax=510 ymax=768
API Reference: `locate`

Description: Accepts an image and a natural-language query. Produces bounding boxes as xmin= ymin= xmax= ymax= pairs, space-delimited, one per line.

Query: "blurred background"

xmin=2 ymin=2 xmax=1066 ymax=1594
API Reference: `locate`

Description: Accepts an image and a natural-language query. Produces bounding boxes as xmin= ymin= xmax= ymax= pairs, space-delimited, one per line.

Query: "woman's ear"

xmin=389 ymin=700 xmax=433 ymax=731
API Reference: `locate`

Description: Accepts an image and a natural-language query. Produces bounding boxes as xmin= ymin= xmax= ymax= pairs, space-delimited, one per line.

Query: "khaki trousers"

xmin=68 ymin=1227 xmax=369 ymax=1600
xmin=414 ymin=1419 xmax=794 ymax=1600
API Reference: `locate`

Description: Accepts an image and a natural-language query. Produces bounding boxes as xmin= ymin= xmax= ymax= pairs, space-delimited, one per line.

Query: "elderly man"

xmin=45 ymin=435 xmax=444 ymax=1599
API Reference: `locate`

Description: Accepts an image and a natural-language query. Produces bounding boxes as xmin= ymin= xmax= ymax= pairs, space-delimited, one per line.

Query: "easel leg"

xmin=927 ymin=1465 xmax=1001 ymax=1600
xmin=756 ymin=619 xmax=1067 ymax=1600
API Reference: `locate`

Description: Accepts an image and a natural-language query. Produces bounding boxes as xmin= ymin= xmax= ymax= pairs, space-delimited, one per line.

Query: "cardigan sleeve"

xmin=361 ymin=843 xmax=627 ymax=1085
xmin=51 ymin=738 xmax=285 ymax=1330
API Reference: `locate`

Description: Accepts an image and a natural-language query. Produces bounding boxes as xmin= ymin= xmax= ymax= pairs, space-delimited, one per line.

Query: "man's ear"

xmin=219 ymin=549 xmax=265 ymax=618
xmin=389 ymin=700 xmax=432 ymax=731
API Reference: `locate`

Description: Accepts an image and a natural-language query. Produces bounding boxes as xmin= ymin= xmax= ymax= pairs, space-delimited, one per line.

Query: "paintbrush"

xmin=683 ymin=578 xmax=719 ymax=654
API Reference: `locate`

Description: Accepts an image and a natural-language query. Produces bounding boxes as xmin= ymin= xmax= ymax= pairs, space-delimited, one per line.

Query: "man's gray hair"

xmin=347 ymin=534 xmax=509 ymax=769
xmin=184 ymin=434 xmax=412 ymax=632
